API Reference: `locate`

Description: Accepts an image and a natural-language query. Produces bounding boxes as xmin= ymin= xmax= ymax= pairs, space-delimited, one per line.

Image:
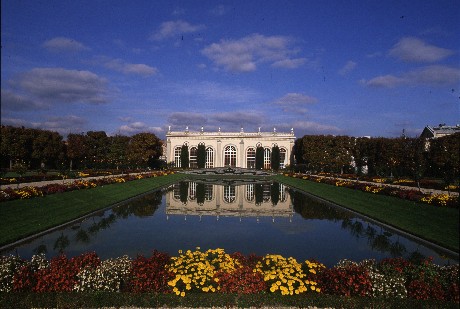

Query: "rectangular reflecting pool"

xmin=2 ymin=180 xmax=458 ymax=267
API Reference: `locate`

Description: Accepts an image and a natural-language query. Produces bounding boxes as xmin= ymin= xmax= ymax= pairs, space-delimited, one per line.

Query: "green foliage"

xmin=180 ymin=145 xmax=189 ymax=169
xmin=255 ymin=146 xmax=264 ymax=170
xmin=271 ymin=145 xmax=280 ymax=171
xmin=197 ymin=144 xmax=206 ymax=168
xmin=196 ymin=183 xmax=205 ymax=204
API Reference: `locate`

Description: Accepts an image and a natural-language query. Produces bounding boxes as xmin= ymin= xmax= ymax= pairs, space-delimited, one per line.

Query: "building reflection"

xmin=166 ymin=182 xmax=293 ymax=222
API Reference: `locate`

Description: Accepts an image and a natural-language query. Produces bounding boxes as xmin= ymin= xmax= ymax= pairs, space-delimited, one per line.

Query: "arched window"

xmin=246 ymin=147 xmax=256 ymax=169
xmin=223 ymin=185 xmax=236 ymax=203
xmin=224 ymin=145 xmax=237 ymax=167
xmin=279 ymin=184 xmax=286 ymax=202
xmin=205 ymin=147 xmax=214 ymax=168
xmin=205 ymin=184 xmax=213 ymax=200
xmin=189 ymin=147 xmax=198 ymax=168
xmin=246 ymin=184 xmax=254 ymax=201
xmin=174 ymin=147 xmax=181 ymax=168
xmin=189 ymin=182 xmax=197 ymax=200
xmin=264 ymin=148 xmax=271 ymax=169
xmin=280 ymin=148 xmax=287 ymax=169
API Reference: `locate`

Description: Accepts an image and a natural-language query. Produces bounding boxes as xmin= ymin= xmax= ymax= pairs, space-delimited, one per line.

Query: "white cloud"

xmin=89 ymin=56 xmax=157 ymax=75
xmin=272 ymin=58 xmax=306 ymax=69
xmin=118 ymin=121 xmax=164 ymax=136
xmin=338 ymin=60 xmax=357 ymax=76
xmin=102 ymin=58 xmax=158 ymax=76
xmin=167 ymin=111 xmax=264 ymax=132
xmin=363 ymin=65 xmax=460 ymax=88
xmin=170 ymin=80 xmax=261 ymax=104
xmin=389 ymin=37 xmax=454 ymax=63
xmin=151 ymin=20 xmax=205 ymax=41
xmin=1 ymin=89 xmax=46 ymax=111
xmin=273 ymin=93 xmax=317 ymax=114
xmin=42 ymin=37 xmax=89 ymax=53
xmin=202 ymin=34 xmax=305 ymax=72
xmin=273 ymin=93 xmax=318 ymax=106
xmin=168 ymin=112 xmax=208 ymax=126
xmin=11 ymin=68 xmax=110 ymax=104
xmin=1 ymin=115 xmax=87 ymax=135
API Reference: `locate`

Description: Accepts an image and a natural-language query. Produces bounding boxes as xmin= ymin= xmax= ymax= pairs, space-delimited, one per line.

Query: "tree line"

xmin=294 ymin=134 xmax=459 ymax=182
xmin=2 ymin=125 xmax=458 ymax=182
xmin=0 ymin=126 xmax=163 ymax=171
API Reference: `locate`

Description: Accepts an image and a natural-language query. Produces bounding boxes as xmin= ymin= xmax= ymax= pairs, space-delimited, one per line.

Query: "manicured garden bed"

xmin=0 ymin=172 xmax=186 ymax=246
xmin=1 ymin=249 xmax=458 ymax=308
xmin=274 ymin=174 xmax=459 ymax=252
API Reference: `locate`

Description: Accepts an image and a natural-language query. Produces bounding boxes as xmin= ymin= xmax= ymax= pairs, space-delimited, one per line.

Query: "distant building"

xmin=420 ymin=124 xmax=460 ymax=139
xmin=165 ymin=127 xmax=296 ymax=169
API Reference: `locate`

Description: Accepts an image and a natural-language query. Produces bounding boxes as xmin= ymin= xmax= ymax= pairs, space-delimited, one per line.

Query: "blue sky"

xmin=1 ymin=0 xmax=459 ymax=139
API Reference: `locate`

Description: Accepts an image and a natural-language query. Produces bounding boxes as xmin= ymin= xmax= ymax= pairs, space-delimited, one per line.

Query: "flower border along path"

xmin=0 ymin=172 xmax=186 ymax=248
xmin=1 ymin=248 xmax=458 ymax=307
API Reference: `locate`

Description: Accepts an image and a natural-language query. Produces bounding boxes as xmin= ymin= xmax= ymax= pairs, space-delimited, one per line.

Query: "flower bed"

xmin=315 ymin=172 xmax=459 ymax=193
xmin=285 ymin=173 xmax=458 ymax=208
xmin=0 ymin=171 xmax=174 ymax=203
xmin=0 ymin=248 xmax=458 ymax=302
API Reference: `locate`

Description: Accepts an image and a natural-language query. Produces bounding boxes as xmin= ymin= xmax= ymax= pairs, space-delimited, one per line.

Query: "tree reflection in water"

xmin=290 ymin=189 xmax=425 ymax=260
xmin=34 ymin=190 xmax=163 ymax=255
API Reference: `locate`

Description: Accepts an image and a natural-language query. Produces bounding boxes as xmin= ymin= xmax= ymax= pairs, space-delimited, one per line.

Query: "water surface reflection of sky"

xmin=2 ymin=182 xmax=457 ymax=267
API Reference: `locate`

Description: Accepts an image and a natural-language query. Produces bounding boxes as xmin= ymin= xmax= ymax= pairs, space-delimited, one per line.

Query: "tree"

xmin=31 ymin=129 xmax=63 ymax=169
xmin=197 ymin=143 xmax=206 ymax=168
xmin=180 ymin=145 xmax=189 ymax=169
xmin=108 ymin=135 xmax=131 ymax=170
xmin=0 ymin=126 xmax=33 ymax=169
xmin=428 ymin=133 xmax=460 ymax=192
xmin=255 ymin=146 xmax=264 ymax=170
xmin=271 ymin=145 xmax=280 ymax=171
xmin=351 ymin=137 xmax=370 ymax=175
xmin=66 ymin=133 xmax=88 ymax=170
xmin=127 ymin=133 xmax=162 ymax=168
xmin=86 ymin=131 xmax=110 ymax=168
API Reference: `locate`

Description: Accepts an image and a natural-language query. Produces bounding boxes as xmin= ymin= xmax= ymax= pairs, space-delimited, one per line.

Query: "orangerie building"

xmin=165 ymin=127 xmax=296 ymax=169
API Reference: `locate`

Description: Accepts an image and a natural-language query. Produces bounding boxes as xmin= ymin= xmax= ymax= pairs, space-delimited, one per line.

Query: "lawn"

xmin=0 ymin=173 xmax=186 ymax=246
xmin=274 ymin=175 xmax=459 ymax=252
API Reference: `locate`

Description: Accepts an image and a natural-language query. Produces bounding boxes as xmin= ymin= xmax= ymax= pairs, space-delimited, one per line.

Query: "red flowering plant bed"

xmin=0 ymin=248 xmax=458 ymax=303
xmin=0 ymin=171 xmax=175 ymax=203
xmin=284 ymin=173 xmax=458 ymax=208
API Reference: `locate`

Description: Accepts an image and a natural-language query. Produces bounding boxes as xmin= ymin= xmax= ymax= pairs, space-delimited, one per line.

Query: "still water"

xmin=2 ymin=180 xmax=458 ymax=267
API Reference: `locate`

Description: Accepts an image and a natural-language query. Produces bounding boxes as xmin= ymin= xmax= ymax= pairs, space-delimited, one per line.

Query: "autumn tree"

xmin=66 ymin=133 xmax=88 ymax=170
xmin=86 ymin=131 xmax=110 ymax=168
xmin=127 ymin=133 xmax=162 ymax=168
xmin=31 ymin=129 xmax=64 ymax=169
xmin=107 ymin=135 xmax=130 ymax=170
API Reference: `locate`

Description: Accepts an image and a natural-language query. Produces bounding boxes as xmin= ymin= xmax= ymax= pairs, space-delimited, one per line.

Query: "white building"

xmin=165 ymin=127 xmax=296 ymax=169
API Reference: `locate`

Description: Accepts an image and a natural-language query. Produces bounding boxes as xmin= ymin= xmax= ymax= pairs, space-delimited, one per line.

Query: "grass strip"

xmin=0 ymin=173 xmax=186 ymax=246
xmin=1 ymin=292 xmax=458 ymax=308
xmin=274 ymin=175 xmax=459 ymax=252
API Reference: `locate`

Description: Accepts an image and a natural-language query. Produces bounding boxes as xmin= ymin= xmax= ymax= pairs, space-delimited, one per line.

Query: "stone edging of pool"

xmin=286 ymin=185 xmax=459 ymax=261
xmin=0 ymin=178 xmax=181 ymax=254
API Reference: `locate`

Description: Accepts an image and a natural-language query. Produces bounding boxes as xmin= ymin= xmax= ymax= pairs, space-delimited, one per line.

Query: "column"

xmin=239 ymin=139 xmax=244 ymax=168
xmin=166 ymin=139 xmax=172 ymax=164
xmin=216 ymin=140 xmax=222 ymax=167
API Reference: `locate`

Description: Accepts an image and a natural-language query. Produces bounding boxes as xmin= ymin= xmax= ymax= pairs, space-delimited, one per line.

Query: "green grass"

xmin=0 ymin=173 xmax=186 ymax=246
xmin=274 ymin=175 xmax=459 ymax=252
